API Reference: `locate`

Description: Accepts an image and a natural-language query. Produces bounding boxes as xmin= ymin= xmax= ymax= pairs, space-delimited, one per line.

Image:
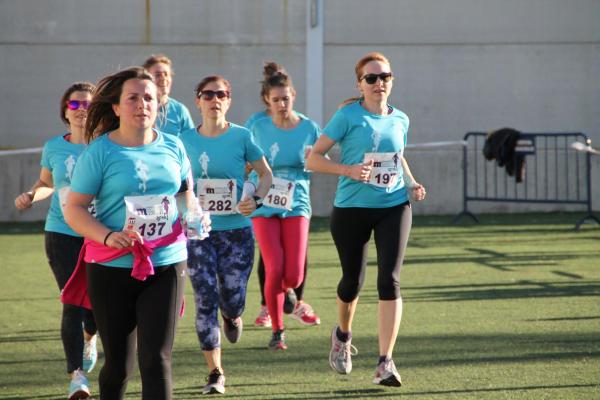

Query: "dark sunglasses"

xmin=66 ymin=100 xmax=91 ymax=110
xmin=361 ymin=72 xmax=393 ymax=84
xmin=197 ymin=90 xmax=230 ymax=100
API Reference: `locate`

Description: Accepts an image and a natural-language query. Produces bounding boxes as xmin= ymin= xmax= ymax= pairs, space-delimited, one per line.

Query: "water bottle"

xmin=186 ymin=198 xmax=208 ymax=240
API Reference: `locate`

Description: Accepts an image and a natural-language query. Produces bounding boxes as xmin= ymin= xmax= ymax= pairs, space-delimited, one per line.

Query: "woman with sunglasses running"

xmin=14 ymin=82 xmax=98 ymax=400
xmin=179 ymin=75 xmax=272 ymax=395
xmin=307 ymin=52 xmax=426 ymax=387
xmin=245 ymin=62 xmax=321 ymax=330
xmin=63 ymin=67 xmax=193 ymax=400
xmin=143 ymin=54 xmax=195 ymax=136
xmin=249 ymin=65 xmax=321 ymax=351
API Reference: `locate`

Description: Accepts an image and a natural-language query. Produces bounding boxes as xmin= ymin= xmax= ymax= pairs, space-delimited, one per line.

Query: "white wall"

xmin=1 ymin=0 xmax=599 ymax=221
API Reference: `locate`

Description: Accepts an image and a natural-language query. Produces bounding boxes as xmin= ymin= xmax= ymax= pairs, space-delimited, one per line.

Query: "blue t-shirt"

xmin=179 ymin=123 xmax=264 ymax=231
xmin=40 ymin=133 xmax=86 ymax=236
xmin=250 ymin=116 xmax=320 ymax=218
xmin=71 ymin=130 xmax=191 ymax=268
xmin=324 ymin=101 xmax=409 ymax=208
xmin=244 ymin=110 xmax=308 ymax=131
xmin=155 ymin=97 xmax=195 ymax=136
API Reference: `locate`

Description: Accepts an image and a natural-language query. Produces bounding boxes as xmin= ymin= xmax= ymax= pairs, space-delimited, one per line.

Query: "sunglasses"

xmin=66 ymin=100 xmax=91 ymax=110
xmin=197 ymin=90 xmax=230 ymax=100
xmin=360 ymin=72 xmax=393 ymax=84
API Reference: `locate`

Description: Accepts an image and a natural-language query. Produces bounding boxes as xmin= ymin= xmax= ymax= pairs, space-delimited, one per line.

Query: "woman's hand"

xmin=237 ymin=198 xmax=257 ymax=216
xmin=104 ymin=230 xmax=144 ymax=249
xmin=411 ymin=183 xmax=426 ymax=201
xmin=14 ymin=192 xmax=34 ymax=210
xmin=346 ymin=159 xmax=374 ymax=183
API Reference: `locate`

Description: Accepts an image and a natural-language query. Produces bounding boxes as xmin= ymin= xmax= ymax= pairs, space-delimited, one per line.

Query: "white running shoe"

xmin=68 ymin=369 xmax=90 ymax=400
xmin=329 ymin=326 xmax=357 ymax=374
xmin=82 ymin=335 xmax=97 ymax=373
xmin=373 ymin=359 xmax=402 ymax=387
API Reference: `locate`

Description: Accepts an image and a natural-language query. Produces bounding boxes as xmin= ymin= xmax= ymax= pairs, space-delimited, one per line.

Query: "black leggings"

xmin=87 ymin=261 xmax=185 ymax=400
xmin=330 ymin=202 xmax=412 ymax=302
xmin=45 ymin=232 xmax=97 ymax=374
xmin=258 ymin=253 xmax=307 ymax=306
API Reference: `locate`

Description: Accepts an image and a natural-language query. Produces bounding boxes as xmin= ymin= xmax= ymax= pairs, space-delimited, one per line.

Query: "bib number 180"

xmin=266 ymin=194 xmax=288 ymax=207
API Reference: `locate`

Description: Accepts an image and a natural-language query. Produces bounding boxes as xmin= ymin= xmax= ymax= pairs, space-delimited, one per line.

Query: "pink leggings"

xmin=252 ymin=216 xmax=309 ymax=331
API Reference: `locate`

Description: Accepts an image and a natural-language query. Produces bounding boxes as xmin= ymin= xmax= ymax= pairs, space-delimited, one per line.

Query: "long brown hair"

xmin=260 ymin=61 xmax=294 ymax=107
xmin=60 ymin=82 xmax=95 ymax=125
xmin=339 ymin=52 xmax=391 ymax=108
xmin=84 ymin=67 xmax=154 ymax=143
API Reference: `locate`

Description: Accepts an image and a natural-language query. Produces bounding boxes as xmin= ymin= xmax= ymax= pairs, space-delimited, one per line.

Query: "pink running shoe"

xmin=254 ymin=305 xmax=272 ymax=328
xmin=291 ymin=302 xmax=321 ymax=326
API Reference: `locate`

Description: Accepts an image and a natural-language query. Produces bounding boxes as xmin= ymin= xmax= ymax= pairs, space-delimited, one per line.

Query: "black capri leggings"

xmin=45 ymin=231 xmax=97 ymax=374
xmin=330 ymin=201 xmax=412 ymax=302
xmin=87 ymin=261 xmax=186 ymax=400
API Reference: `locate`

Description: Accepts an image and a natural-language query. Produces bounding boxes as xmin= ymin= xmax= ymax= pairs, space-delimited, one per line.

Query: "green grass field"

xmin=1 ymin=213 xmax=599 ymax=399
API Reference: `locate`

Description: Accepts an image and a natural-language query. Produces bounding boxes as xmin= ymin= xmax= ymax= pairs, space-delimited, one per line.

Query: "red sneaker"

xmin=254 ymin=305 xmax=272 ymax=328
xmin=291 ymin=302 xmax=321 ymax=326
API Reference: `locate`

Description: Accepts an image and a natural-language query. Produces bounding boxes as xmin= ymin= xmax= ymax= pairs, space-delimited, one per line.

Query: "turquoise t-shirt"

xmin=250 ymin=116 xmax=320 ymax=219
xmin=40 ymin=133 xmax=86 ymax=236
xmin=244 ymin=110 xmax=308 ymax=131
xmin=70 ymin=130 xmax=191 ymax=268
xmin=324 ymin=101 xmax=409 ymax=208
xmin=179 ymin=123 xmax=264 ymax=231
xmin=155 ymin=97 xmax=195 ymax=136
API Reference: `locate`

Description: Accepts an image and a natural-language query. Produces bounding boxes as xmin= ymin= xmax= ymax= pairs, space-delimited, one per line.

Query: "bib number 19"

xmin=374 ymin=173 xmax=396 ymax=186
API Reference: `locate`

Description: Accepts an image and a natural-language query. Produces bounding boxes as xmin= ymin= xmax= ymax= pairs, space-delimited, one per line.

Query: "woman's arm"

xmin=64 ymin=192 xmax=143 ymax=248
xmin=306 ymin=135 xmax=373 ymax=182
xmin=14 ymin=168 xmax=54 ymax=210
xmin=401 ymin=156 xmax=426 ymax=201
xmin=238 ymin=157 xmax=273 ymax=216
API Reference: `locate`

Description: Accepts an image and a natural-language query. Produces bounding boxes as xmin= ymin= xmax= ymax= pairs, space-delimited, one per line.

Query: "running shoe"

xmin=283 ymin=289 xmax=297 ymax=314
xmin=68 ymin=369 xmax=90 ymax=400
xmin=329 ymin=326 xmax=357 ymax=374
xmin=268 ymin=330 xmax=288 ymax=350
xmin=202 ymin=367 xmax=225 ymax=395
xmin=373 ymin=359 xmax=402 ymax=387
xmin=290 ymin=302 xmax=321 ymax=326
xmin=222 ymin=315 xmax=243 ymax=344
xmin=254 ymin=305 xmax=272 ymax=328
xmin=82 ymin=335 xmax=97 ymax=373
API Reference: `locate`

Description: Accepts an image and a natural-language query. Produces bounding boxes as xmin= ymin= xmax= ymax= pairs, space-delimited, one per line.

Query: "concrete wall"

xmin=2 ymin=0 xmax=599 ymax=221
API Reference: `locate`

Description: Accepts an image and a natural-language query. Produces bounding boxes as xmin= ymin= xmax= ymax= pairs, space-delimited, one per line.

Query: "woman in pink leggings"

xmin=249 ymin=65 xmax=321 ymax=350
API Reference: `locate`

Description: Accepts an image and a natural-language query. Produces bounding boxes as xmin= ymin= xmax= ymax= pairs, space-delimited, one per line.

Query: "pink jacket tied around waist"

xmin=61 ymin=220 xmax=186 ymax=310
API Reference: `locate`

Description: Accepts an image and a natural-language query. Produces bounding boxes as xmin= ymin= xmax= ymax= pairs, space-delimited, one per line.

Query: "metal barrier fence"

xmin=453 ymin=132 xmax=599 ymax=229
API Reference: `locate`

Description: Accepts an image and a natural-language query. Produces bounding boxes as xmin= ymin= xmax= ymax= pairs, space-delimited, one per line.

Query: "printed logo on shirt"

xmin=269 ymin=142 xmax=280 ymax=165
xmin=199 ymin=151 xmax=210 ymax=178
xmin=371 ymin=130 xmax=382 ymax=152
xmin=135 ymin=159 xmax=150 ymax=193
xmin=64 ymin=155 xmax=76 ymax=182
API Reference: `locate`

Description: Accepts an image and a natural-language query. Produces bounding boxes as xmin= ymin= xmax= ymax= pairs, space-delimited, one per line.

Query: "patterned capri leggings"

xmin=187 ymin=226 xmax=254 ymax=351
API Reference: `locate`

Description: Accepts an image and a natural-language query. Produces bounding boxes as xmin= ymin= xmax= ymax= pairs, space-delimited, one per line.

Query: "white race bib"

xmin=263 ymin=177 xmax=295 ymax=210
xmin=124 ymin=195 xmax=174 ymax=240
xmin=363 ymin=152 xmax=402 ymax=188
xmin=197 ymin=179 xmax=237 ymax=215
xmin=58 ymin=186 xmax=97 ymax=218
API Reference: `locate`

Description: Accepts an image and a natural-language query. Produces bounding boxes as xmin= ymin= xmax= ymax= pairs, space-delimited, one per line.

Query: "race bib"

xmin=263 ymin=177 xmax=295 ymax=210
xmin=363 ymin=152 xmax=402 ymax=188
xmin=197 ymin=179 xmax=237 ymax=215
xmin=124 ymin=195 xmax=174 ymax=240
xmin=58 ymin=186 xmax=97 ymax=218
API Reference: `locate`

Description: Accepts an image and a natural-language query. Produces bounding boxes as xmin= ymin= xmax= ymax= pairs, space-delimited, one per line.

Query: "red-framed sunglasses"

xmin=66 ymin=100 xmax=91 ymax=110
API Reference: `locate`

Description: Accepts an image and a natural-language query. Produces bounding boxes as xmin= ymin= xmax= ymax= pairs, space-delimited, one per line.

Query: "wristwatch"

xmin=253 ymin=196 xmax=263 ymax=209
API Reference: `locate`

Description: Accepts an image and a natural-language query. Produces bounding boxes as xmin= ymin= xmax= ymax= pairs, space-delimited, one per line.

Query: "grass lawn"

xmin=0 ymin=213 xmax=599 ymax=399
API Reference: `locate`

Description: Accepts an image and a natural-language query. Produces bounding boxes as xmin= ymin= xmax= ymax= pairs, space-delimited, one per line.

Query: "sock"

xmin=378 ymin=355 xmax=389 ymax=364
xmin=336 ymin=326 xmax=351 ymax=342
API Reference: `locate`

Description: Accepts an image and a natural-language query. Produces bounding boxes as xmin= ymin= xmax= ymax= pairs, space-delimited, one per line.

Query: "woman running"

xmin=306 ymin=52 xmax=426 ymax=387
xmin=180 ymin=75 xmax=272 ymax=395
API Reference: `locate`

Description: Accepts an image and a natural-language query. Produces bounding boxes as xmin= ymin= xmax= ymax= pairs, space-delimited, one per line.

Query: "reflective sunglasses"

xmin=66 ymin=100 xmax=91 ymax=110
xmin=360 ymin=72 xmax=393 ymax=84
xmin=197 ymin=90 xmax=230 ymax=100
